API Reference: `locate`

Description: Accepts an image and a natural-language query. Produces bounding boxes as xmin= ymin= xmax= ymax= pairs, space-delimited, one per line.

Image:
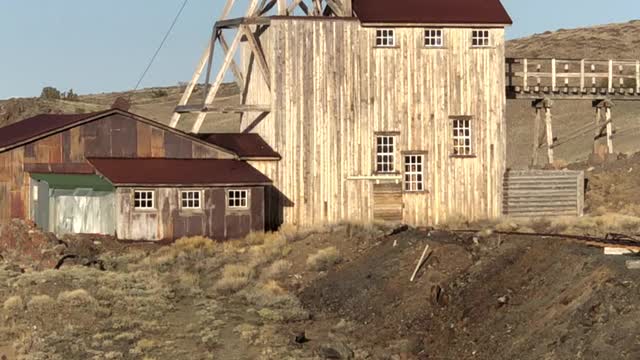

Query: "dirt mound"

xmin=0 ymin=220 xmax=62 ymax=271
xmin=300 ymin=229 xmax=640 ymax=359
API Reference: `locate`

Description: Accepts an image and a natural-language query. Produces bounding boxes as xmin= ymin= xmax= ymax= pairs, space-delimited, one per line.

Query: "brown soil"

xmin=299 ymin=229 xmax=640 ymax=359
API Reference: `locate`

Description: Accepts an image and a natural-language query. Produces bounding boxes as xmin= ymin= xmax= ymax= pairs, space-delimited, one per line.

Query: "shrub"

xmin=174 ymin=236 xmax=216 ymax=254
xmin=151 ymin=89 xmax=168 ymax=98
xmin=57 ymin=289 xmax=97 ymax=307
xmin=214 ymin=264 xmax=254 ymax=293
xmin=40 ymin=86 xmax=61 ymax=100
xmin=306 ymin=247 xmax=342 ymax=271
xmin=3 ymin=295 xmax=24 ymax=313
xmin=262 ymin=260 xmax=292 ymax=280
xmin=27 ymin=295 xmax=56 ymax=315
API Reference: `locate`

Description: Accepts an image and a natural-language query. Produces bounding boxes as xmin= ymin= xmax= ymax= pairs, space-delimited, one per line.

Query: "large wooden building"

xmin=173 ymin=0 xmax=513 ymax=227
xmin=0 ymin=108 xmax=278 ymax=240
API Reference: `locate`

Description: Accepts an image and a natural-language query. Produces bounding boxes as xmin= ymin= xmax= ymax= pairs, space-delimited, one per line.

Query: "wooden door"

xmin=373 ymin=182 xmax=403 ymax=223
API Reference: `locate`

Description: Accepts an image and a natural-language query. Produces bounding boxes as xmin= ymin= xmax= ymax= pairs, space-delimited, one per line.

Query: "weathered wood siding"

xmin=0 ymin=114 xmax=233 ymax=223
xmin=503 ymin=170 xmax=585 ymax=218
xmin=243 ymin=20 xmax=506 ymax=226
xmin=116 ymin=186 xmax=265 ymax=241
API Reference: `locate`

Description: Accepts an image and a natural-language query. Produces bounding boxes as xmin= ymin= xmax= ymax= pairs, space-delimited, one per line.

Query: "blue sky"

xmin=0 ymin=0 xmax=638 ymax=99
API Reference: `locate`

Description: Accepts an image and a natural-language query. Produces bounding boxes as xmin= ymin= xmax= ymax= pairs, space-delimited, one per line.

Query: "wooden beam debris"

xmin=410 ymin=243 xmax=431 ymax=282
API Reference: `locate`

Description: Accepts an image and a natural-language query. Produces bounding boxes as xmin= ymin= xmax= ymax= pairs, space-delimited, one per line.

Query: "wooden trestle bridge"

xmin=506 ymin=58 xmax=640 ymax=166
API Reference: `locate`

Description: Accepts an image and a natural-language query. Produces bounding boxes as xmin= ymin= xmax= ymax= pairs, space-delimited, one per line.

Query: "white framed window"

xmin=181 ymin=190 xmax=203 ymax=210
xmin=452 ymin=118 xmax=473 ymax=156
xmin=375 ymin=135 xmax=396 ymax=173
xmin=228 ymin=189 xmax=249 ymax=209
xmin=471 ymin=30 xmax=490 ymax=47
xmin=424 ymin=29 xmax=443 ymax=47
xmin=134 ymin=190 xmax=155 ymax=210
xmin=403 ymin=154 xmax=425 ymax=192
xmin=375 ymin=29 xmax=396 ymax=47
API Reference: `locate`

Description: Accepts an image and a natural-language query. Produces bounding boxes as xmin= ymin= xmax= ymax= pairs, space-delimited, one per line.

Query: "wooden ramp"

xmin=503 ymin=170 xmax=585 ymax=218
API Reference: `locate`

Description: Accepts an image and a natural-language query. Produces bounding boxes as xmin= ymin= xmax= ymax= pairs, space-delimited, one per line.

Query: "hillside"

xmin=2 ymin=20 xmax=640 ymax=167
xmin=506 ymin=20 xmax=640 ymax=168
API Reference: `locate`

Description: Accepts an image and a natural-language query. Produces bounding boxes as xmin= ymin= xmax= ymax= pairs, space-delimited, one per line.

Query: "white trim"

xmin=403 ymin=154 xmax=425 ymax=192
xmin=424 ymin=28 xmax=444 ymax=47
xmin=134 ymin=189 xmax=155 ymax=210
xmin=375 ymin=135 xmax=396 ymax=173
xmin=180 ymin=189 xmax=203 ymax=210
xmin=452 ymin=118 xmax=473 ymax=156
xmin=227 ymin=189 xmax=250 ymax=209
xmin=375 ymin=28 xmax=396 ymax=47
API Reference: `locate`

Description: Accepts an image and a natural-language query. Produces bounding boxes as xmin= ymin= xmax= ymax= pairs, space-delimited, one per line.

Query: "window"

xmin=134 ymin=190 xmax=155 ymax=210
xmin=424 ymin=29 xmax=443 ymax=47
xmin=181 ymin=190 xmax=202 ymax=210
xmin=452 ymin=118 xmax=473 ymax=156
xmin=375 ymin=135 xmax=396 ymax=173
xmin=471 ymin=30 xmax=490 ymax=47
xmin=404 ymin=154 xmax=424 ymax=192
xmin=375 ymin=29 xmax=396 ymax=47
xmin=228 ymin=190 xmax=249 ymax=209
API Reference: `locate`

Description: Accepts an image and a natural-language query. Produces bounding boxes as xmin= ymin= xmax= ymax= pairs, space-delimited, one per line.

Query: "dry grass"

xmin=3 ymin=296 xmax=24 ymax=313
xmin=262 ymin=260 xmax=292 ymax=280
xmin=214 ymin=264 xmax=254 ymax=293
xmin=307 ymin=247 xmax=342 ymax=271
xmin=57 ymin=289 xmax=97 ymax=307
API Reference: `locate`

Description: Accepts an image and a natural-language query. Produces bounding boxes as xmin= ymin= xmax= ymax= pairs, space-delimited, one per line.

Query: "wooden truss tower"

xmin=170 ymin=0 xmax=354 ymax=133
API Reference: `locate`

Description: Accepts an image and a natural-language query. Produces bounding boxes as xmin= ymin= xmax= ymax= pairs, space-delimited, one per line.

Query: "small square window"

xmin=472 ymin=30 xmax=490 ymax=47
xmin=375 ymin=135 xmax=396 ymax=173
xmin=134 ymin=190 xmax=155 ymax=210
xmin=181 ymin=190 xmax=202 ymax=210
xmin=228 ymin=189 xmax=249 ymax=209
xmin=375 ymin=29 xmax=396 ymax=47
xmin=452 ymin=118 xmax=473 ymax=156
xmin=404 ymin=155 xmax=425 ymax=192
xmin=424 ymin=29 xmax=443 ymax=47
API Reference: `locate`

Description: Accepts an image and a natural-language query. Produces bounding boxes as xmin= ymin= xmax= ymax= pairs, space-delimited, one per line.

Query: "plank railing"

xmin=506 ymin=58 xmax=640 ymax=98
xmin=503 ymin=170 xmax=585 ymax=218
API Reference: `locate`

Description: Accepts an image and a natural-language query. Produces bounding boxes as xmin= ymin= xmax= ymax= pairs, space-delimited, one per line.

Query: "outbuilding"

xmin=0 ymin=108 xmax=279 ymax=241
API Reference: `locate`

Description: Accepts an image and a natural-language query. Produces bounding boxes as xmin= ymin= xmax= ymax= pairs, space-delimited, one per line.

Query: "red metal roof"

xmin=353 ymin=0 xmax=512 ymax=25
xmin=88 ymin=158 xmax=272 ymax=186
xmin=0 ymin=111 xmax=109 ymax=151
xmin=196 ymin=133 xmax=280 ymax=159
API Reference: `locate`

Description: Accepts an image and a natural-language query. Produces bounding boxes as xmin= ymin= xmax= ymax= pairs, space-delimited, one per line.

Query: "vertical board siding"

xmin=116 ymin=186 xmax=265 ymax=241
xmin=0 ymin=114 xmax=234 ymax=223
xmin=243 ymin=21 xmax=506 ymax=226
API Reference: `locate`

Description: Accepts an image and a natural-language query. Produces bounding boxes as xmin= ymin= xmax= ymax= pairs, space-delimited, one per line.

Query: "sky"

xmin=0 ymin=0 xmax=639 ymax=99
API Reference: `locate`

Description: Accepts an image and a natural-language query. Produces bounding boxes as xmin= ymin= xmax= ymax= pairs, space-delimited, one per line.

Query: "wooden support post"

xmin=606 ymin=105 xmax=613 ymax=154
xmin=608 ymin=60 xmax=614 ymax=91
xmin=523 ymin=58 xmax=528 ymax=90
xmin=543 ymin=98 xmax=554 ymax=164
xmin=342 ymin=0 xmax=353 ymax=16
xmin=580 ymin=59 xmax=585 ymax=92
xmin=594 ymin=106 xmax=601 ymax=154
xmin=619 ymin=65 xmax=624 ymax=87
xmin=591 ymin=64 xmax=596 ymax=87
xmin=636 ymin=60 xmax=640 ymax=93
xmin=564 ymin=63 xmax=569 ymax=87
xmin=170 ymin=44 xmax=211 ymax=128
xmin=277 ymin=0 xmax=287 ymax=15
xmin=551 ymin=59 xmax=557 ymax=91
xmin=531 ymin=104 xmax=541 ymax=168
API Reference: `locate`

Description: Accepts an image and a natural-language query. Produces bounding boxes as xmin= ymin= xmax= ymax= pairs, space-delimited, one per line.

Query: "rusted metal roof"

xmin=353 ymin=0 xmax=512 ymax=25
xmin=196 ymin=133 xmax=281 ymax=159
xmin=0 ymin=111 xmax=110 ymax=151
xmin=88 ymin=158 xmax=272 ymax=186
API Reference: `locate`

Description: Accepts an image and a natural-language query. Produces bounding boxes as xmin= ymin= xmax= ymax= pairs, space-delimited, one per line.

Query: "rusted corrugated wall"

xmin=0 ymin=114 xmax=233 ymax=222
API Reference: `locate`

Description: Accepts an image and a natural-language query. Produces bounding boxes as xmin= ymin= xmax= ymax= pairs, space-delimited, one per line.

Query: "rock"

xmin=294 ymin=331 xmax=308 ymax=344
xmin=625 ymin=260 xmax=640 ymax=270
xmin=318 ymin=339 xmax=354 ymax=359
xmin=497 ymin=295 xmax=510 ymax=307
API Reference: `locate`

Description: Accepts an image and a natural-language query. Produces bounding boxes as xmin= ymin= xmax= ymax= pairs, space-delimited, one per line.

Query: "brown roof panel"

xmin=0 ymin=111 xmax=109 ymax=151
xmin=88 ymin=158 xmax=272 ymax=186
xmin=353 ymin=0 xmax=512 ymax=25
xmin=196 ymin=133 xmax=280 ymax=159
